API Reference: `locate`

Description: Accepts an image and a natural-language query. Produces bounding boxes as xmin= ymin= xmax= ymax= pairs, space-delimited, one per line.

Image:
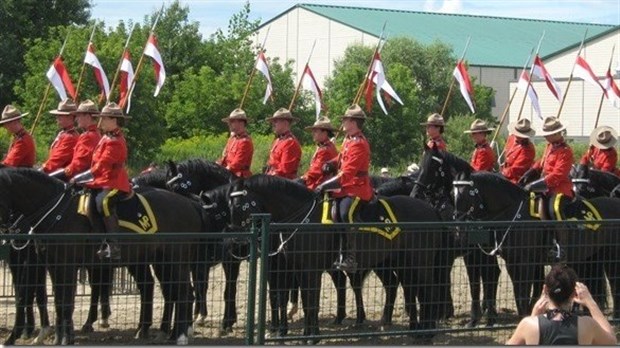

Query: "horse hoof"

xmin=287 ymin=304 xmax=298 ymax=320
xmin=187 ymin=326 xmax=194 ymax=338
xmin=134 ymin=329 xmax=149 ymax=340
xmin=176 ymin=333 xmax=189 ymax=345
xmin=81 ymin=324 xmax=94 ymax=333
xmin=154 ymin=330 xmax=167 ymax=342
xmin=465 ymin=319 xmax=478 ymax=328
xmin=99 ymin=318 xmax=110 ymax=328
xmin=21 ymin=331 xmax=32 ymax=340
xmin=32 ymin=326 xmax=53 ymax=344
xmin=219 ymin=326 xmax=233 ymax=336
xmin=195 ymin=315 xmax=206 ymax=327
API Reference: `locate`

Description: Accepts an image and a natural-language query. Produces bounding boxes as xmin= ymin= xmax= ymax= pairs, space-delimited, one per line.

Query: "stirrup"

xmin=334 ymin=255 xmax=358 ymax=273
xmin=96 ymin=244 xmax=111 ymax=259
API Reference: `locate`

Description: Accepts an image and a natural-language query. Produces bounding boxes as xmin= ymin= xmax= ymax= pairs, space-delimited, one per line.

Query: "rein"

xmin=452 ymin=179 xmax=525 ymax=256
xmin=2 ymin=188 xmax=69 ymax=251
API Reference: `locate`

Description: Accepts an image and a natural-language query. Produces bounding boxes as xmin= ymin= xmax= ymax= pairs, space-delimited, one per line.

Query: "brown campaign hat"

xmin=507 ymin=118 xmax=535 ymax=138
xmin=342 ymin=104 xmax=367 ymax=119
xmin=265 ymin=107 xmax=299 ymax=124
xmin=0 ymin=105 xmax=28 ymax=125
xmin=539 ymin=116 xmax=566 ymax=136
xmin=463 ymin=118 xmax=494 ymax=134
xmin=221 ymin=108 xmax=249 ymax=123
xmin=304 ymin=116 xmax=338 ymax=132
xmin=420 ymin=113 xmax=445 ymax=126
xmin=49 ymin=99 xmax=78 ymax=115
xmin=75 ymin=99 xmax=100 ymax=115
xmin=95 ymin=102 xmax=132 ymax=119
xmin=590 ymin=126 xmax=618 ymax=149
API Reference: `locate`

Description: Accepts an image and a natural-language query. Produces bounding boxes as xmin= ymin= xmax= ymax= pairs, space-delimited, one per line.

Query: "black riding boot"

xmin=97 ymin=215 xmax=121 ymax=260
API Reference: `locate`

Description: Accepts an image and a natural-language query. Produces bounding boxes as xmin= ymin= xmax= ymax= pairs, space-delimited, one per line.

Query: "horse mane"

xmin=243 ymin=174 xmax=314 ymax=200
xmin=178 ymin=158 xmax=235 ymax=182
xmin=0 ymin=167 xmax=65 ymax=197
xmin=441 ymin=151 xmax=473 ymax=175
xmin=375 ymin=176 xmax=413 ymax=196
xmin=472 ymin=172 xmax=525 ymax=201
xmin=132 ymin=168 xmax=168 ymax=188
xmin=591 ymin=169 xmax=620 ymax=184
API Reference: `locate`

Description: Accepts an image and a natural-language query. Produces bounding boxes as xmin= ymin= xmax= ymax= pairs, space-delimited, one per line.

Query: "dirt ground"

xmin=0 ymin=257 xmax=615 ymax=345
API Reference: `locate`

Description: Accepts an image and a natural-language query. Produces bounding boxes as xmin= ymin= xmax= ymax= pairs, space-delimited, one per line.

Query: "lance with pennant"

xmin=517 ymin=31 xmax=545 ymax=121
xmin=30 ymin=31 xmax=71 ymax=135
xmin=288 ymin=39 xmax=317 ymax=111
xmin=74 ymin=22 xmax=98 ymax=103
xmin=121 ymin=3 xmax=164 ymax=109
xmin=594 ymin=44 xmax=615 ymax=128
xmin=239 ymin=26 xmax=271 ymax=110
xmin=441 ymin=36 xmax=471 ymax=117
xmin=557 ymin=29 xmax=589 ymax=119
xmin=353 ymin=21 xmax=387 ymax=105
xmin=107 ymin=23 xmax=136 ymax=105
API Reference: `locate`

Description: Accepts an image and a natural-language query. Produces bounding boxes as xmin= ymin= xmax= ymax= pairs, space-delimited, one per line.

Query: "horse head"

xmin=167 ymin=158 xmax=235 ymax=196
xmin=227 ymin=178 xmax=261 ymax=231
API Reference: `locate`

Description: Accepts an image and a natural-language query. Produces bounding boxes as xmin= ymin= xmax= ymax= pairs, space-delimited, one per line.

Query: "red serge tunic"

xmin=65 ymin=125 xmax=102 ymax=178
xmin=42 ymin=126 xmax=79 ymax=173
xmin=501 ymin=135 xmax=536 ymax=184
xmin=86 ymin=128 xmax=131 ymax=193
xmin=303 ymin=140 xmax=338 ymax=190
xmin=265 ymin=131 xmax=302 ymax=179
xmin=217 ymin=132 xmax=254 ymax=178
xmin=470 ymin=141 xmax=496 ymax=172
xmin=580 ymin=146 xmax=619 ymax=175
xmin=427 ymin=136 xmax=447 ymax=151
xmin=2 ymin=128 xmax=35 ymax=167
xmin=332 ymin=132 xmax=373 ymax=201
xmin=533 ymin=142 xmax=574 ymax=197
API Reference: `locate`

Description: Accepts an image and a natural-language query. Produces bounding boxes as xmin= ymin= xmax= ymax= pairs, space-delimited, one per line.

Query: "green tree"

xmin=323 ymin=37 xmax=494 ymax=166
xmin=0 ymin=0 xmax=91 ymax=107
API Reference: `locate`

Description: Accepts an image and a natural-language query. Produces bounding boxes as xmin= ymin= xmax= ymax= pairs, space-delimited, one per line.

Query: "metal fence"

xmin=0 ymin=217 xmax=618 ymax=345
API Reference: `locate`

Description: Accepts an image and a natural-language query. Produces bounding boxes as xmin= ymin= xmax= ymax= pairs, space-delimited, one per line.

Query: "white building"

xmin=255 ymin=3 xmax=617 ymax=136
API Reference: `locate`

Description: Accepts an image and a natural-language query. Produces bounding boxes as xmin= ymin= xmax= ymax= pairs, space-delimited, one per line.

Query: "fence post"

xmin=246 ymin=213 xmax=271 ymax=345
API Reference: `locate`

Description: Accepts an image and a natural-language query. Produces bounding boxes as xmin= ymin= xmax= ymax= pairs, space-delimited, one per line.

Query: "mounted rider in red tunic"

xmin=465 ymin=118 xmax=496 ymax=172
xmin=421 ymin=113 xmax=447 ymax=151
xmin=72 ymin=102 xmax=132 ymax=260
xmin=316 ymin=104 xmax=373 ymax=272
xmin=0 ymin=105 xmax=36 ymax=168
xmin=264 ymin=108 xmax=302 ymax=179
xmin=522 ymin=117 xmax=574 ymax=198
xmin=579 ymin=126 xmax=619 ymax=176
xmin=42 ymin=99 xmax=79 ymax=176
xmin=60 ymin=100 xmax=103 ymax=180
xmin=501 ymin=119 xmax=536 ymax=184
xmin=217 ymin=108 xmax=254 ymax=178
xmin=300 ymin=116 xmax=339 ymax=190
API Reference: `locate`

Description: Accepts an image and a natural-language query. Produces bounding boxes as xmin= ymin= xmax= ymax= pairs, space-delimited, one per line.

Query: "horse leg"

xmin=190 ymin=261 xmax=208 ymax=327
xmin=33 ymin=262 xmax=52 ymax=344
xmin=48 ymin=264 xmax=78 ymax=345
xmin=478 ymin=252 xmax=500 ymax=327
xmin=463 ymin=252 xmax=482 ymax=327
xmin=171 ymin=264 xmax=193 ymax=345
xmin=5 ymin=261 xmax=26 ymax=345
xmin=267 ymin=274 xmax=280 ymax=335
xmin=99 ymin=264 xmax=113 ymax=327
xmin=374 ymin=268 xmax=398 ymax=326
xmin=327 ymin=269 xmax=347 ymax=325
xmin=126 ymin=264 xmax=154 ymax=339
xmin=221 ymin=258 xmax=241 ymax=333
xmin=299 ymin=271 xmax=322 ymax=344
xmin=151 ymin=263 xmax=173 ymax=337
xmin=505 ymin=262 xmax=531 ymax=317
xmin=287 ymin=275 xmax=300 ymax=320
xmin=82 ymin=266 xmax=99 ymax=333
xmin=347 ymin=270 xmax=367 ymax=325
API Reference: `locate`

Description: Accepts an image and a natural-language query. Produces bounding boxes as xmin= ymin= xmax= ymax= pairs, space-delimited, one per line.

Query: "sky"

xmin=91 ymin=0 xmax=620 ymax=38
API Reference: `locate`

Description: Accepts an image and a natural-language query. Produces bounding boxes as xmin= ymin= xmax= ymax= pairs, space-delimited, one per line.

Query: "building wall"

xmin=509 ymin=29 xmax=620 ymax=139
xmin=470 ymin=66 xmax=518 ymax=123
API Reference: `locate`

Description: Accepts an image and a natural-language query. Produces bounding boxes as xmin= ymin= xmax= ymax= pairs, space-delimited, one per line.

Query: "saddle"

xmin=322 ymin=194 xmax=401 ymax=240
xmin=77 ymin=191 xmax=159 ymax=234
xmin=528 ymin=192 xmax=602 ymax=231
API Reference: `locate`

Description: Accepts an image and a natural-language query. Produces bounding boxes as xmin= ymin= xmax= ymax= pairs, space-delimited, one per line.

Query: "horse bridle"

xmin=413 ymin=155 xmax=448 ymax=199
xmin=0 ymin=189 xmax=70 ymax=251
xmin=166 ymin=172 xmax=194 ymax=193
xmin=228 ymin=188 xmax=318 ymax=257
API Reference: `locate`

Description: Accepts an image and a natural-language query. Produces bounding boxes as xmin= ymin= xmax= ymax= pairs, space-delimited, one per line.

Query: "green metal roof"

xmin=263 ymin=3 xmax=617 ymax=68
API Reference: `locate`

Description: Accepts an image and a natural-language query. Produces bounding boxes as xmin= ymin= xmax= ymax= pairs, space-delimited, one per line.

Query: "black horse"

xmin=420 ymin=149 xmax=620 ymax=318
xmin=208 ymin=174 xmax=447 ymax=341
xmin=0 ymin=167 xmax=206 ymax=344
xmin=415 ymin=147 xmax=543 ymax=319
xmin=572 ymin=165 xmax=620 ymax=199
xmin=167 ymin=159 xmax=401 ymax=328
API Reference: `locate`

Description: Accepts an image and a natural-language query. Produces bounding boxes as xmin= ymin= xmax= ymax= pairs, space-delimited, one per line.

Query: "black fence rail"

xmin=0 ymin=217 xmax=618 ymax=345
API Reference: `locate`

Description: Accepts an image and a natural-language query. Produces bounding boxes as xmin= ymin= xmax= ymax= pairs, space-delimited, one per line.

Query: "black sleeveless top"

xmin=538 ymin=313 xmax=578 ymax=345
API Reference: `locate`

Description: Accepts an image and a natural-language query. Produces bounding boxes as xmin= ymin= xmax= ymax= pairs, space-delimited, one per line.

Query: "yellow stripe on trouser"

xmin=102 ymin=189 xmax=119 ymax=217
xmin=348 ymin=197 xmax=361 ymax=223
